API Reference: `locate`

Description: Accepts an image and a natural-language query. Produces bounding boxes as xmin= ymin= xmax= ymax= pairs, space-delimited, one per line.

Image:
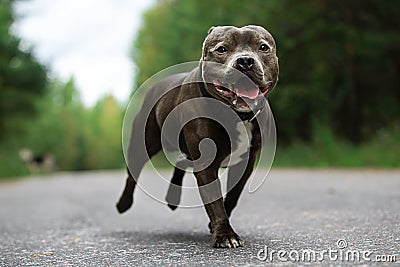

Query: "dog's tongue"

xmin=234 ymin=77 xmax=259 ymax=99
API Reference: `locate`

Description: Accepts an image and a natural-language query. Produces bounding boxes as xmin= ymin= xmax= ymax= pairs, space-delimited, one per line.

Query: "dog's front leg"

xmin=195 ymin=168 xmax=243 ymax=248
xmin=224 ymin=149 xmax=258 ymax=218
xmin=207 ymin=150 xmax=258 ymax=234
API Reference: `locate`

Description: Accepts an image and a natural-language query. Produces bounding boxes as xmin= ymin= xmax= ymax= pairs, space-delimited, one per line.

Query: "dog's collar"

xmin=198 ymin=81 xmax=263 ymax=122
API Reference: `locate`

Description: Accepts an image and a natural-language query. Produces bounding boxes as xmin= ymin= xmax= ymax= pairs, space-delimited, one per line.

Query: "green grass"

xmin=1 ymin=128 xmax=399 ymax=180
xmin=149 ymin=127 xmax=400 ymax=169
xmin=273 ymin=127 xmax=400 ymax=168
xmin=0 ymin=140 xmax=30 ymax=179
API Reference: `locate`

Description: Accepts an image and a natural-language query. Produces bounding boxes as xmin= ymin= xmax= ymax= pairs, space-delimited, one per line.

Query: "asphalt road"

xmin=0 ymin=169 xmax=399 ymax=266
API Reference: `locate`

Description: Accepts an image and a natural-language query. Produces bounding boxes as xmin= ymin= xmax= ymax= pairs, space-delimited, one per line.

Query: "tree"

xmin=0 ymin=0 xmax=47 ymax=140
xmin=23 ymin=78 xmax=85 ymax=170
xmin=84 ymin=95 xmax=124 ymax=169
xmin=23 ymin=79 xmax=125 ymax=172
xmin=132 ymin=0 xmax=400 ymax=144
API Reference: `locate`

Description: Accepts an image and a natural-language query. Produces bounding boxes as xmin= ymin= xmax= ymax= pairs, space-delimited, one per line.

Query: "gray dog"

xmin=117 ymin=25 xmax=279 ymax=248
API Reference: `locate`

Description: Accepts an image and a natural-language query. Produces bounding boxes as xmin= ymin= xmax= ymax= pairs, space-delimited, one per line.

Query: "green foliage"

xmin=84 ymin=94 xmax=124 ymax=170
xmin=33 ymin=79 xmax=124 ymax=171
xmin=273 ymin=126 xmax=400 ymax=168
xmin=0 ymin=136 xmax=30 ymax=178
xmin=0 ymin=1 xmax=125 ymax=178
xmin=2 ymin=0 xmax=400 ymax=178
xmin=133 ymin=0 xmax=400 ymax=145
xmin=0 ymin=0 xmax=47 ymax=140
xmin=0 ymin=78 xmax=125 ymax=178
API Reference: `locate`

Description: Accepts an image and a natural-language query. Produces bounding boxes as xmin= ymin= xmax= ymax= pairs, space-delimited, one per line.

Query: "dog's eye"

xmin=259 ymin=44 xmax=270 ymax=52
xmin=216 ymin=46 xmax=227 ymax=53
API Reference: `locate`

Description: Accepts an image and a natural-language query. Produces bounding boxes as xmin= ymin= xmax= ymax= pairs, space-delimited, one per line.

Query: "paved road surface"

xmin=0 ymin=169 xmax=399 ymax=266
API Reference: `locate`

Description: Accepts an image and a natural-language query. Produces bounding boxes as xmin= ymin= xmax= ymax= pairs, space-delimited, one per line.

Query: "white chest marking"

xmin=221 ymin=121 xmax=253 ymax=167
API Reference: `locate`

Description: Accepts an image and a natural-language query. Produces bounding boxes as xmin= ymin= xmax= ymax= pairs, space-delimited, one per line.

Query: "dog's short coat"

xmin=117 ymin=25 xmax=279 ymax=248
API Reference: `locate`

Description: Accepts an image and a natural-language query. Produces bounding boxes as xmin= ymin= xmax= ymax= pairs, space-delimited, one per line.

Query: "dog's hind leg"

xmin=165 ymin=157 xmax=191 ymax=210
xmin=116 ymin=108 xmax=161 ymax=213
xmin=165 ymin=166 xmax=185 ymax=211
xmin=116 ymin=167 xmax=138 ymax=213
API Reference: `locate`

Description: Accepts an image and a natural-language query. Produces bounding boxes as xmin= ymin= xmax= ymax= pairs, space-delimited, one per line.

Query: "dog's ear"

xmin=201 ymin=26 xmax=215 ymax=63
xmin=202 ymin=27 xmax=213 ymax=62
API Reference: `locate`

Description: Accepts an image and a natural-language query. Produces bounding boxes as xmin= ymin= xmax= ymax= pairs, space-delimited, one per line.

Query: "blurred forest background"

xmin=1 ymin=0 xmax=399 ymax=178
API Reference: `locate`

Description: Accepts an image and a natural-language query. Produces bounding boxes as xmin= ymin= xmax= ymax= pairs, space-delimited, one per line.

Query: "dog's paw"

xmin=165 ymin=186 xmax=181 ymax=211
xmin=116 ymin=197 xmax=133 ymax=213
xmin=210 ymin=221 xmax=243 ymax=248
xmin=167 ymin=203 xmax=178 ymax=211
xmin=213 ymin=233 xmax=244 ymax=248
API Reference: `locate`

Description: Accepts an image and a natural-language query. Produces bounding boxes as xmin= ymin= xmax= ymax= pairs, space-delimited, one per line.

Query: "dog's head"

xmin=201 ymin=25 xmax=279 ymax=112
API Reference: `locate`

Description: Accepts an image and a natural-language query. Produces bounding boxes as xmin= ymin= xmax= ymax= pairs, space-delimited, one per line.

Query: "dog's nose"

xmin=236 ymin=56 xmax=254 ymax=71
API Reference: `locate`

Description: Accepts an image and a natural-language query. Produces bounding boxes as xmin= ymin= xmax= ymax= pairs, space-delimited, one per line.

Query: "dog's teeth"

xmin=233 ymin=99 xmax=237 ymax=105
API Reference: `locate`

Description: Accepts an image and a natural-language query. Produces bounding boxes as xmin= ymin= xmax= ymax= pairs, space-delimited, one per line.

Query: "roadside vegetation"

xmin=1 ymin=0 xmax=399 ymax=178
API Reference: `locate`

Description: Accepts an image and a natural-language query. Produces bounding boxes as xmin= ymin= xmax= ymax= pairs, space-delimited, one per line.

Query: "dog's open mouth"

xmin=212 ymin=78 xmax=272 ymax=109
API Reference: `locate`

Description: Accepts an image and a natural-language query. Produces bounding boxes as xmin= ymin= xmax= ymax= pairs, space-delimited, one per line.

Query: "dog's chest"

xmin=221 ymin=121 xmax=253 ymax=167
